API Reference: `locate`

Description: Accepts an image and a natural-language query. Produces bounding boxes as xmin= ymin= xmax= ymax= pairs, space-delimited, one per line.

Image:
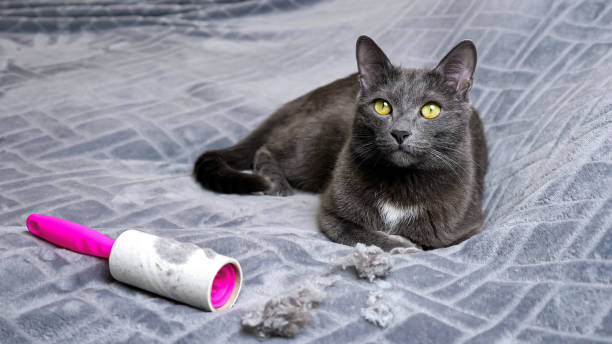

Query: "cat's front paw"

xmin=263 ymin=179 xmax=294 ymax=197
xmin=390 ymin=246 xmax=422 ymax=254
xmin=383 ymin=234 xmax=422 ymax=252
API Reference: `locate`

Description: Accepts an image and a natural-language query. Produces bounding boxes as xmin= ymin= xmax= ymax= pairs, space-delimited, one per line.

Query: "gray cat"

xmin=194 ymin=36 xmax=488 ymax=251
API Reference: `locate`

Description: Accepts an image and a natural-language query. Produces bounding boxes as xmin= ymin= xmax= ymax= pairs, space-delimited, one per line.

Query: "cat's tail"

xmin=193 ymin=135 xmax=270 ymax=194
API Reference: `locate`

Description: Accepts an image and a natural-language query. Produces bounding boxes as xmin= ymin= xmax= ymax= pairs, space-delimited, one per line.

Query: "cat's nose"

xmin=391 ymin=130 xmax=411 ymax=144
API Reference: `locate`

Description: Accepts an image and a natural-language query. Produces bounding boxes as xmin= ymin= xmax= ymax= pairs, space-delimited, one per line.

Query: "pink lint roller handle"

xmin=26 ymin=214 xmax=242 ymax=311
xmin=27 ymin=214 xmax=114 ymax=258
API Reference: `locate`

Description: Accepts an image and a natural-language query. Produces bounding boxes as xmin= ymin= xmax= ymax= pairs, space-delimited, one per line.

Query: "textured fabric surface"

xmin=1 ymin=0 xmax=612 ymax=343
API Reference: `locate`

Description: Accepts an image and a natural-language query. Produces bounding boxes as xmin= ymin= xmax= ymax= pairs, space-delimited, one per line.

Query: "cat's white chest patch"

xmin=377 ymin=201 xmax=421 ymax=230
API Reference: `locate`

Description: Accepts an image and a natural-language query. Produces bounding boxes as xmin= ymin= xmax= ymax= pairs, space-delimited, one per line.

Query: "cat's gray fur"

xmin=194 ymin=36 xmax=488 ymax=251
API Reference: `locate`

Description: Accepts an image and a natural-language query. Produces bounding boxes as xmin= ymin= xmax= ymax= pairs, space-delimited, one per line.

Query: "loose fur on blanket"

xmin=241 ymin=279 xmax=332 ymax=338
xmin=334 ymin=243 xmax=420 ymax=281
xmin=361 ymin=290 xmax=394 ymax=328
xmin=242 ymin=244 xmax=415 ymax=338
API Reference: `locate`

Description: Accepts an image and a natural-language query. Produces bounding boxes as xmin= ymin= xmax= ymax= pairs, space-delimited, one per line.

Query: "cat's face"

xmin=352 ymin=37 xmax=477 ymax=170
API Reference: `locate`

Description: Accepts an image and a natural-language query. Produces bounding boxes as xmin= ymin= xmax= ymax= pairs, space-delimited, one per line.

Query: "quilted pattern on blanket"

xmin=0 ymin=0 xmax=611 ymax=343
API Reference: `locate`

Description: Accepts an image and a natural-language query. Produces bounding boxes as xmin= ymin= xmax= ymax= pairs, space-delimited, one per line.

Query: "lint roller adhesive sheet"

xmin=26 ymin=214 xmax=242 ymax=311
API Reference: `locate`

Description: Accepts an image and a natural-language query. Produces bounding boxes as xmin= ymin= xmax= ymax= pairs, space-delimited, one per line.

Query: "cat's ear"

xmin=435 ymin=40 xmax=477 ymax=99
xmin=356 ymin=36 xmax=392 ymax=90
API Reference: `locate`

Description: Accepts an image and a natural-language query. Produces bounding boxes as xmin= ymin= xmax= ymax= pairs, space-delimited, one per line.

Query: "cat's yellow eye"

xmin=374 ymin=99 xmax=392 ymax=115
xmin=421 ymin=102 xmax=441 ymax=119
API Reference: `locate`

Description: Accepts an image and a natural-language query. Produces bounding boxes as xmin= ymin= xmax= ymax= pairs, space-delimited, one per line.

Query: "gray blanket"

xmin=1 ymin=0 xmax=611 ymax=343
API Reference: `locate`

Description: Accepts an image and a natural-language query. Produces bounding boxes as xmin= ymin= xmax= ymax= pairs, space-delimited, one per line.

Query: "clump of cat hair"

xmin=241 ymin=279 xmax=334 ymax=338
xmin=361 ymin=290 xmax=394 ymax=328
xmin=334 ymin=244 xmax=393 ymax=281
xmin=334 ymin=243 xmax=419 ymax=282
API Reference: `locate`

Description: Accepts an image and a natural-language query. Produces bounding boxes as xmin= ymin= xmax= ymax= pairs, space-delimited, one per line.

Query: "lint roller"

xmin=26 ymin=214 xmax=242 ymax=311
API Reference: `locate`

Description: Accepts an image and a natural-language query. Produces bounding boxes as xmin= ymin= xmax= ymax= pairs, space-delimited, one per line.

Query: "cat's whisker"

xmin=408 ymin=140 xmax=483 ymax=171
xmin=427 ymin=149 xmax=469 ymax=186
xmin=434 ymin=144 xmax=485 ymax=170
